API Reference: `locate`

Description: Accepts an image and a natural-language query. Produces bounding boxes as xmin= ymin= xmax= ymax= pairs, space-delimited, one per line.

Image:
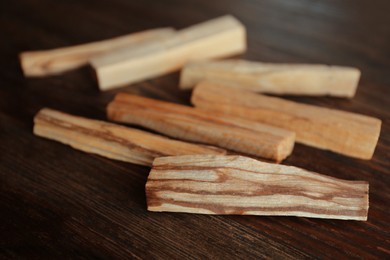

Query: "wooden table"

xmin=1 ymin=0 xmax=389 ymax=258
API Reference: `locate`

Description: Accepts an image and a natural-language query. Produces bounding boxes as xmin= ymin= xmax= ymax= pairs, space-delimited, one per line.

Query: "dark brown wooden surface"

xmin=1 ymin=0 xmax=389 ymax=258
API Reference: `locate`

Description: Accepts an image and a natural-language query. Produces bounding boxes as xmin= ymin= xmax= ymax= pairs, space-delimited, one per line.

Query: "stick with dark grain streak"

xmin=20 ymin=28 xmax=175 ymax=77
xmin=180 ymin=60 xmax=360 ymax=98
xmin=107 ymin=93 xmax=295 ymax=162
xmin=192 ymin=82 xmax=382 ymax=160
xmin=146 ymin=155 xmax=369 ymax=221
xmin=33 ymin=108 xmax=226 ymax=166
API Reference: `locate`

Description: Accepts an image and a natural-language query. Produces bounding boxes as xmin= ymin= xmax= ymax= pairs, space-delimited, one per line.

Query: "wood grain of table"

xmin=1 ymin=0 xmax=389 ymax=258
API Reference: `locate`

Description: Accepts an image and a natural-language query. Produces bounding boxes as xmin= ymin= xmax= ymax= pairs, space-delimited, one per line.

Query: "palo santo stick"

xmin=33 ymin=108 xmax=225 ymax=166
xmin=146 ymin=155 xmax=369 ymax=221
xmin=180 ymin=59 xmax=361 ymax=98
xmin=192 ymin=82 xmax=382 ymax=159
xmin=107 ymin=93 xmax=295 ymax=161
xmin=20 ymin=28 xmax=175 ymax=77
xmin=92 ymin=15 xmax=246 ymax=90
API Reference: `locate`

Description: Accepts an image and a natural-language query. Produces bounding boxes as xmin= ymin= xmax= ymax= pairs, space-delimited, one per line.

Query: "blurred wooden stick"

xmin=180 ymin=60 xmax=360 ymax=98
xmin=92 ymin=15 xmax=246 ymax=90
xmin=20 ymin=28 xmax=175 ymax=77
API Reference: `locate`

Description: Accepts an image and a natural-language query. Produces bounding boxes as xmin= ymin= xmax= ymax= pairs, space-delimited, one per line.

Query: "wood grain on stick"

xmin=33 ymin=108 xmax=225 ymax=166
xmin=92 ymin=15 xmax=246 ymax=90
xmin=20 ymin=28 xmax=175 ymax=77
xmin=180 ymin=60 xmax=360 ymax=98
xmin=192 ymin=82 xmax=381 ymax=159
xmin=107 ymin=93 xmax=295 ymax=161
xmin=146 ymin=155 xmax=369 ymax=220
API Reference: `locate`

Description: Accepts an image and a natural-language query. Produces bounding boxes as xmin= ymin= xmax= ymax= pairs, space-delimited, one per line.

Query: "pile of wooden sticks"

xmin=22 ymin=15 xmax=381 ymax=221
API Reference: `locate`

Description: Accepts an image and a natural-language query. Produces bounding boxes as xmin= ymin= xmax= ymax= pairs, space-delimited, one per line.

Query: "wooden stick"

xmin=107 ymin=93 xmax=295 ymax=162
xmin=192 ymin=82 xmax=381 ymax=159
xmin=33 ymin=108 xmax=225 ymax=166
xmin=92 ymin=15 xmax=246 ymax=90
xmin=20 ymin=28 xmax=175 ymax=77
xmin=146 ymin=155 xmax=369 ymax=221
xmin=180 ymin=60 xmax=361 ymax=98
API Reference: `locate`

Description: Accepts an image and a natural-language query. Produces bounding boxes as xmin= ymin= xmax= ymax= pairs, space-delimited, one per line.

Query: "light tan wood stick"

xmin=20 ymin=28 xmax=175 ymax=77
xmin=107 ymin=93 xmax=295 ymax=161
xmin=33 ymin=108 xmax=225 ymax=166
xmin=180 ymin=59 xmax=361 ymax=98
xmin=146 ymin=155 xmax=369 ymax=221
xmin=92 ymin=15 xmax=246 ymax=90
xmin=192 ymin=82 xmax=381 ymax=159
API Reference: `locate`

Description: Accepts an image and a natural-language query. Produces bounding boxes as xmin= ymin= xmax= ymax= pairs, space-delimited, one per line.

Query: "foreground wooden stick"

xmin=107 ymin=93 xmax=295 ymax=161
xmin=192 ymin=82 xmax=381 ymax=159
xmin=92 ymin=15 xmax=246 ymax=90
xmin=146 ymin=155 xmax=369 ymax=221
xmin=180 ymin=60 xmax=361 ymax=98
xmin=33 ymin=108 xmax=225 ymax=166
xmin=20 ymin=28 xmax=175 ymax=77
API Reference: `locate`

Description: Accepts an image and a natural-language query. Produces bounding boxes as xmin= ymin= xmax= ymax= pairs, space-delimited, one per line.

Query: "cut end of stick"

xmin=277 ymin=132 xmax=296 ymax=163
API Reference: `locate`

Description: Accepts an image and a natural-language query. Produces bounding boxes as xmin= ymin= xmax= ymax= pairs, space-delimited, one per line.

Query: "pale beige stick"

xmin=107 ymin=93 xmax=295 ymax=162
xmin=34 ymin=108 xmax=225 ymax=166
xmin=146 ymin=155 xmax=369 ymax=221
xmin=20 ymin=28 xmax=175 ymax=77
xmin=192 ymin=82 xmax=381 ymax=159
xmin=180 ymin=59 xmax=361 ymax=98
xmin=92 ymin=15 xmax=246 ymax=90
